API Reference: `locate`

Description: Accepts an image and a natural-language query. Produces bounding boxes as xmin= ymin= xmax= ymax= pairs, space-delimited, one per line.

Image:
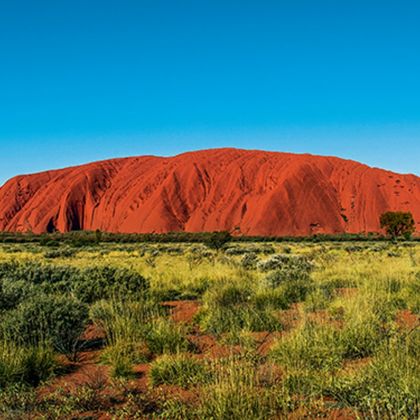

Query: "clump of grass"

xmin=91 ymin=299 xmax=153 ymax=376
xmin=198 ymin=282 xmax=282 ymax=335
xmin=304 ymin=285 xmax=334 ymax=312
xmin=149 ymin=354 xmax=209 ymax=387
xmin=339 ymin=294 xmax=396 ymax=359
xmin=327 ymin=331 xmax=420 ymax=419
xmin=0 ymin=339 xmax=56 ymax=387
xmin=270 ymin=321 xmax=344 ymax=372
xmin=145 ymin=317 xmax=193 ymax=355
xmin=219 ymin=329 xmax=258 ymax=350
xmin=197 ymin=356 xmax=295 ymax=419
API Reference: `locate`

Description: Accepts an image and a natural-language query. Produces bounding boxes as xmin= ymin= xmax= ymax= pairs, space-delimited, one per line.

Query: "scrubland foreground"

xmin=0 ymin=240 xmax=418 ymax=419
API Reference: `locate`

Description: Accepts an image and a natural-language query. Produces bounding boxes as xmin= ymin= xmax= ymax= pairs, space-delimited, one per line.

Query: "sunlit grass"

xmin=0 ymin=240 xmax=418 ymax=418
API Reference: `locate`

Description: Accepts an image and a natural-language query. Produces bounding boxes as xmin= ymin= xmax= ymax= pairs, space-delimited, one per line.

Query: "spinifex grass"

xmin=0 ymin=240 xmax=418 ymax=419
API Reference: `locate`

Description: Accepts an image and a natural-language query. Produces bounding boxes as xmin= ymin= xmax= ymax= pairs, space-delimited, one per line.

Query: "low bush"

xmin=265 ymin=256 xmax=314 ymax=304
xmin=257 ymin=254 xmax=312 ymax=272
xmin=0 ymin=261 xmax=79 ymax=295
xmin=73 ymin=266 xmax=149 ymax=303
xmin=44 ymin=247 xmax=77 ymax=259
xmin=0 ymin=262 xmax=149 ymax=304
xmin=204 ymin=231 xmax=232 ymax=251
xmin=240 ymin=252 xmax=259 ymax=269
xmin=1 ymin=294 xmax=88 ymax=356
xmin=0 ymin=278 xmax=38 ymax=312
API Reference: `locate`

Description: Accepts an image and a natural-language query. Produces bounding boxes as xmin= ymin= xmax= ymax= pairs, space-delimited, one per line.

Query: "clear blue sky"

xmin=1 ymin=0 xmax=419 ymax=186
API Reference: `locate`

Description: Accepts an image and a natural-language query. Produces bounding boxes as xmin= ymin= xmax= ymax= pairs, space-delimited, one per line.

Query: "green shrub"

xmin=44 ymin=247 xmax=77 ymax=259
xmin=0 ymin=261 xmax=78 ymax=295
xmin=0 ymin=262 xmax=149 ymax=304
xmin=240 ymin=253 xmax=259 ymax=270
xmin=0 ymin=279 xmax=37 ymax=312
xmin=72 ymin=266 xmax=149 ymax=303
xmin=204 ymin=231 xmax=232 ymax=251
xmin=257 ymin=254 xmax=312 ymax=272
xmin=2 ymin=294 xmax=88 ymax=356
xmin=149 ymin=354 xmax=209 ymax=387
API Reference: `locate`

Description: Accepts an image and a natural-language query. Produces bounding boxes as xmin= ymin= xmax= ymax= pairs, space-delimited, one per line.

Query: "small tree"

xmin=204 ymin=231 xmax=232 ymax=251
xmin=380 ymin=211 xmax=415 ymax=238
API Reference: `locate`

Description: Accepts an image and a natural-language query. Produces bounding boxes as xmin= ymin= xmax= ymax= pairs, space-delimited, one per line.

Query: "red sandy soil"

xmin=162 ymin=300 xmax=201 ymax=324
xmin=1 ymin=148 xmax=419 ymax=235
xmin=396 ymin=309 xmax=419 ymax=330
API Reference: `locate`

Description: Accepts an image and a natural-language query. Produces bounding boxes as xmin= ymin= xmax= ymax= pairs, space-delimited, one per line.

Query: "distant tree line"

xmin=0 ymin=213 xmax=417 ymax=246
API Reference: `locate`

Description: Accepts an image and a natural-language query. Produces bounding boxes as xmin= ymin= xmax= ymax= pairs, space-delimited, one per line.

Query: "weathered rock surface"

xmin=0 ymin=148 xmax=418 ymax=235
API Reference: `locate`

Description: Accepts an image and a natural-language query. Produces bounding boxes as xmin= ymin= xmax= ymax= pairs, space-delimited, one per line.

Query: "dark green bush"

xmin=72 ymin=266 xmax=149 ymax=303
xmin=0 ymin=261 xmax=79 ymax=295
xmin=0 ymin=261 xmax=149 ymax=304
xmin=44 ymin=247 xmax=77 ymax=259
xmin=1 ymin=294 xmax=88 ymax=355
xmin=0 ymin=279 xmax=38 ymax=312
xmin=240 ymin=253 xmax=259 ymax=269
xmin=204 ymin=231 xmax=232 ymax=250
xmin=257 ymin=254 xmax=313 ymax=273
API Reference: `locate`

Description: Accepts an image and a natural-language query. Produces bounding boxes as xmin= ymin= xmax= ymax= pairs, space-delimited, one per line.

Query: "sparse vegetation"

xmin=0 ymin=236 xmax=418 ymax=418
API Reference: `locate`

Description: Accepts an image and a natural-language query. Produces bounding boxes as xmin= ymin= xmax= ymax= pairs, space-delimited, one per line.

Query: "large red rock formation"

xmin=0 ymin=148 xmax=419 ymax=235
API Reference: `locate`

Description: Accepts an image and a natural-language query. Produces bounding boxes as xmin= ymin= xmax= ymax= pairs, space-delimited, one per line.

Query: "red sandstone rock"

xmin=0 ymin=148 xmax=419 ymax=235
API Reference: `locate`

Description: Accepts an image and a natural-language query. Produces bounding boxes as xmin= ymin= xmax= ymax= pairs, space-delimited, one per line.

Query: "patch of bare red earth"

xmin=396 ymin=309 xmax=419 ymax=330
xmin=162 ymin=300 xmax=200 ymax=324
